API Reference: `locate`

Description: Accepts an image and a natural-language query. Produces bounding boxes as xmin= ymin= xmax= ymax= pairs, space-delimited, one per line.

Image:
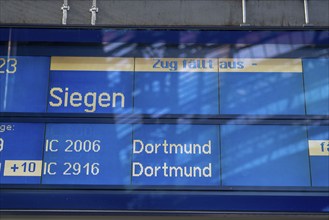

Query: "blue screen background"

xmin=221 ymin=125 xmax=311 ymax=187
xmin=0 ymin=56 xmax=49 ymax=112
xmin=134 ymin=71 xmax=219 ymax=114
xmin=303 ymin=59 xmax=329 ymax=115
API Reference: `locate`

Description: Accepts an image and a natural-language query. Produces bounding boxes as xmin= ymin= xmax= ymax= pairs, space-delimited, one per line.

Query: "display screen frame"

xmin=0 ymin=25 xmax=328 ymax=214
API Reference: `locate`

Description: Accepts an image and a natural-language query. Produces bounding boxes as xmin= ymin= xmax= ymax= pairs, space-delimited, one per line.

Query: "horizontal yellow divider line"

xmin=50 ymin=57 xmax=302 ymax=73
xmin=308 ymin=140 xmax=329 ymax=156
xmin=135 ymin=58 xmax=218 ymax=72
xmin=218 ymin=58 xmax=302 ymax=73
xmin=51 ymin=57 xmax=134 ymax=71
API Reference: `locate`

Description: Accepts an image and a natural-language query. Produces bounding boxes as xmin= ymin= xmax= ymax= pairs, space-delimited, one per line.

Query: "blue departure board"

xmin=0 ymin=56 xmax=328 ymax=116
xmin=0 ymin=28 xmax=328 ymax=213
xmin=1 ymin=121 xmax=328 ymax=188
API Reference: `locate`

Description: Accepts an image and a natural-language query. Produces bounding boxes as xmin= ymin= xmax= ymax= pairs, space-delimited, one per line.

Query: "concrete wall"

xmin=0 ymin=0 xmax=328 ymax=27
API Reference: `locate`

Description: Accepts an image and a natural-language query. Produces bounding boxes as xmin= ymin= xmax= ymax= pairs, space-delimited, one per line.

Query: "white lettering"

xmin=48 ymin=87 xmax=125 ymax=112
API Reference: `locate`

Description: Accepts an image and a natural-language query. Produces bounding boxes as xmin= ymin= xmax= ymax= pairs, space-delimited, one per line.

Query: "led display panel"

xmin=0 ymin=28 xmax=328 ymax=213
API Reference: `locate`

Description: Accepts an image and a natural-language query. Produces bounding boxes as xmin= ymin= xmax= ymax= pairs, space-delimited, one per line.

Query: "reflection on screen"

xmin=0 ymin=29 xmax=328 ymax=189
